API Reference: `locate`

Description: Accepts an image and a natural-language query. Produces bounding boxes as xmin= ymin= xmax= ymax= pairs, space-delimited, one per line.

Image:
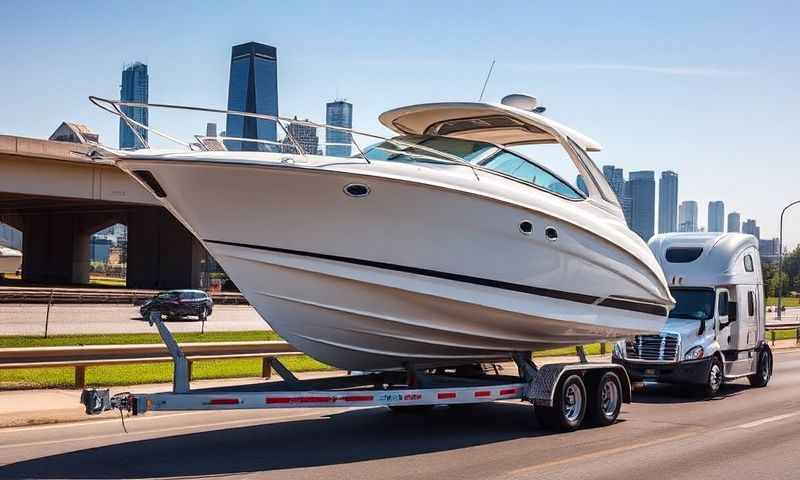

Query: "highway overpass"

xmin=0 ymin=134 xmax=208 ymax=289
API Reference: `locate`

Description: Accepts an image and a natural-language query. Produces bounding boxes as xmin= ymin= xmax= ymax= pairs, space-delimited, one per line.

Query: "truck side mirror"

xmin=727 ymin=302 xmax=737 ymax=323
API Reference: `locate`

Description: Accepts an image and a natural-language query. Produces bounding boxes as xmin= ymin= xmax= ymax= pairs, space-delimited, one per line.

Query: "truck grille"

xmin=625 ymin=333 xmax=679 ymax=362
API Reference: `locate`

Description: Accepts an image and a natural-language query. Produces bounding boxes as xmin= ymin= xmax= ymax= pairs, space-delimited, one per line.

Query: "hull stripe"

xmin=204 ymin=239 xmax=667 ymax=317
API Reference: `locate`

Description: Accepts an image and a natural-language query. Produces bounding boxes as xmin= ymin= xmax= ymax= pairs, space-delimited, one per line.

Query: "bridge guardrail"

xmin=0 ymin=341 xmax=299 ymax=388
xmin=0 ymin=287 xmax=247 ymax=305
xmin=766 ymin=321 xmax=800 ymax=346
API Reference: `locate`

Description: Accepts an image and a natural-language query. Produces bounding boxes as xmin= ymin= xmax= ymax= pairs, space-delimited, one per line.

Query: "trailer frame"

xmin=81 ymin=311 xmax=632 ymax=431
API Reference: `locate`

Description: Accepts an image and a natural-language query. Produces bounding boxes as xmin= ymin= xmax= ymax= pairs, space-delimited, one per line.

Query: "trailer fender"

xmin=526 ymin=363 xmax=631 ymax=407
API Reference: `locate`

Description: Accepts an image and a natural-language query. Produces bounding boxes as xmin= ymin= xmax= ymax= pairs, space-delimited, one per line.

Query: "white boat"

xmin=0 ymin=246 xmax=22 ymax=274
xmin=90 ymin=95 xmax=674 ymax=370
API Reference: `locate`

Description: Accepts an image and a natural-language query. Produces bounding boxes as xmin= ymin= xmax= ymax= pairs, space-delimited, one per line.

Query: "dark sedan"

xmin=140 ymin=290 xmax=213 ymax=321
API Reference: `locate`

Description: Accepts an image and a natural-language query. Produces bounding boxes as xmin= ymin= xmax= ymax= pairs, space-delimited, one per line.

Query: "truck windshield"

xmin=668 ymin=288 xmax=715 ymax=320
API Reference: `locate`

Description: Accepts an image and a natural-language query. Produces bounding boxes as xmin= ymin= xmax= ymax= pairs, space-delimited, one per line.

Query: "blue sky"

xmin=1 ymin=1 xmax=798 ymax=247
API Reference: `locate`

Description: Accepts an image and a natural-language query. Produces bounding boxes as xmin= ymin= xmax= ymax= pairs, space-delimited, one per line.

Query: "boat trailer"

xmin=81 ymin=312 xmax=632 ymax=431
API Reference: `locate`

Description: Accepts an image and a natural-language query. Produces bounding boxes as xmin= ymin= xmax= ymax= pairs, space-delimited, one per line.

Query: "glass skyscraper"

xmin=678 ymin=200 xmax=698 ymax=232
xmin=119 ymin=62 xmax=149 ymax=150
xmin=742 ymin=218 xmax=760 ymax=239
xmin=226 ymin=42 xmax=278 ymax=151
xmin=727 ymin=212 xmax=741 ymax=232
xmin=325 ymin=100 xmax=353 ymax=157
xmin=658 ymin=171 xmax=679 ymax=233
xmin=707 ymin=201 xmax=725 ymax=232
xmin=627 ymin=171 xmax=656 ymax=241
xmin=602 ymin=165 xmax=632 ymax=227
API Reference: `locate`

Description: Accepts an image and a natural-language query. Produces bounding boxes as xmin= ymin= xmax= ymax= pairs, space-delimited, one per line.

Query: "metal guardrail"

xmin=0 ymin=341 xmax=300 ymax=388
xmin=766 ymin=321 xmax=800 ymax=346
xmin=0 ymin=287 xmax=247 ymax=305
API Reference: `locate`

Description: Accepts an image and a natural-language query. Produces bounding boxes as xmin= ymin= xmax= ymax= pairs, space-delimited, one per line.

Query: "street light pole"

xmin=777 ymin=200 xmax=800 ymax=321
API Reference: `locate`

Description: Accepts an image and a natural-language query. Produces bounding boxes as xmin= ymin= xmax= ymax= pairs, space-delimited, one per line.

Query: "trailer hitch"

xmin=81 ymin=388 xmax=134 ymax=415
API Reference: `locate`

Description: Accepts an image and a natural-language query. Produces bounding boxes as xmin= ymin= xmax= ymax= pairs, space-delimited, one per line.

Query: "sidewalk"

xmin=1 ymin=342 xmax=797 ymax=429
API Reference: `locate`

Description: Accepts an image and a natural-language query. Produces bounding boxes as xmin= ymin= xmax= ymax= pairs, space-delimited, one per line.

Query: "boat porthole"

xmin=545 ymin=226 xmax=559 ymax=241
xmin=519 ymin=220 xmax=534 ymax=236
xmin=344 ymin=183 xmax=370 ymax=198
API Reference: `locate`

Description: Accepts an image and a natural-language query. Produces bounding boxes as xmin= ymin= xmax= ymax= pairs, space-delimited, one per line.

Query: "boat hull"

xmin=117 ymin=156 xmax=671 ymax=370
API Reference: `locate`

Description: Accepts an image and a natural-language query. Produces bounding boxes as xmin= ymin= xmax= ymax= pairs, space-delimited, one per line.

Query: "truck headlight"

xmin=613 ymin=342 xmax=624 ymax=359
xmin=684 ymin=346 xmax=704 ymax=361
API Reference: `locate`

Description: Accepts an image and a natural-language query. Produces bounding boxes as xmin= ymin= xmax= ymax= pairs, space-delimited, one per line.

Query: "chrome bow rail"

xmin=88 ymin=96 xmax=480 ymax=177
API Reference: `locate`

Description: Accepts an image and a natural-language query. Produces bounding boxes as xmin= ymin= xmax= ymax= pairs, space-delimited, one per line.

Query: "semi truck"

xmin=613 ymin=232 xmax=773 ymax=396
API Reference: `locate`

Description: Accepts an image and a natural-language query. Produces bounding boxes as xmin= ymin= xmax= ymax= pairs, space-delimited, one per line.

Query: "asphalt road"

xmin=0 ymin=304 xmax=271 ymax=335
xmin=0 ymin=350 xmax=797 ymax=479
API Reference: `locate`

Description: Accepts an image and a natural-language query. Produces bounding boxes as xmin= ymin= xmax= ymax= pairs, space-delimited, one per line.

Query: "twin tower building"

xmin=120 ymin=41 xmax=352 ymax=156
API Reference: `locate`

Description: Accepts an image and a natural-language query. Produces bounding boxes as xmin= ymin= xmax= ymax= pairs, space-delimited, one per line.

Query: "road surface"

xmin=0 ymin=350 xmax=797 ymax=479
xmin=0 ymin=304 xmax=271 ymax=335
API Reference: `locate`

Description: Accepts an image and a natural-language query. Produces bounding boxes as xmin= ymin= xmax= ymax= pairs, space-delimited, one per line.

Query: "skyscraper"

xmin=281 ymin=118 xmax=320 ymax=155
xmin=627 ymin=171 xmax=656 ymax=241
xmin=678 ymin=200 xmax=698 ymax=232
xmin=575 ymin=175 xmax=588 ymax=195
xmin=118 ymin=62 xmax=148 ymax=150
xmin=226 ymin=42 xmax=278 ymax=151
xmin=658 ymin=171 xmax=679 ymax=233
xmin=742 ymin=219 xmax=760 ymax=239
xmin=727 ymin=212 xmax=741 ymax=232
xmin=707 ymin=201 xmax=725 ymax=232
xmin=602 ymin=165 xmax=632 ymax=227
xmin=325 ymin=100 xmax=353 ymax=157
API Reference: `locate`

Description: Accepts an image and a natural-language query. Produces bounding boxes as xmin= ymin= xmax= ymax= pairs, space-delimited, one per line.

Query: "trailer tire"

xmin=748 ymin=348 xmax=772 ymax=388
xmin=536 ymin=374 xmax=586 ymax=432
xmin=587 ymin=371 xmax=622 ymax=427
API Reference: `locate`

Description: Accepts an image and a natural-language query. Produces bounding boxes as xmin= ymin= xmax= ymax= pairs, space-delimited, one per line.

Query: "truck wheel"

xmin=702 ymin=357 xmax=724 ymax=397
xmin=587 ymin=371 xmax=622 ymax=427
xmin=748 ymin=348 xmax=771 ymax=388
xmin=536 ymin=374 xmax=586 ymax=431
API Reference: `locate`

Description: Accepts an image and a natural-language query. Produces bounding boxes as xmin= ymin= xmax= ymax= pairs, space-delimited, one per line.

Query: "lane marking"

xmin=731 ymin=412 xmax=800 ymax=429
xmin=0 ymin=409 xmax=333 ymax=450
xmin=0 ymin=411 xmax=204 ymax=434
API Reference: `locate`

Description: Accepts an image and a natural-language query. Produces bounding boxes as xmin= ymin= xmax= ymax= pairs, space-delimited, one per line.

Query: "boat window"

xmin=567 ymin=139 xmax=621 ymax=207
xmin=669 ymin=288 xmax=715 ymax=320
xmin=362 ymin=135 xmax=495 ymax=164
xmin=666 ymin=247 xmax=704 ymax=263
xmin=744 ymin=254 xmax=754 ymax=272
xmin=479 ymin=151 xmax=583 ymax=200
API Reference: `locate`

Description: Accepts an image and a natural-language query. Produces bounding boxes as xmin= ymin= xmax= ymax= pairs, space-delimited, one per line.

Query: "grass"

xmin=767 ymin=297 xmax=800 ymax=308
xmin=0 ymin=330 xmax=281 ymax=348
xmin=88 ymin=275 xmax=127 ymax=287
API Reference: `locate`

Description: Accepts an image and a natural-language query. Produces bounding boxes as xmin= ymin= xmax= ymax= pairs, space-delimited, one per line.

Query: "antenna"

xmin=478 ymin=59 xmax=496 ymax=101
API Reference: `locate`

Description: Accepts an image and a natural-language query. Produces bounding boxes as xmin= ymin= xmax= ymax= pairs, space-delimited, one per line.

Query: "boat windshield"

xmin=363 ymin=135 xmax=496 ymax=164
xmin=668 ymin=288 xmax=715 ymax=320
xmin=363 ymin=136 xmax=583 ymax=200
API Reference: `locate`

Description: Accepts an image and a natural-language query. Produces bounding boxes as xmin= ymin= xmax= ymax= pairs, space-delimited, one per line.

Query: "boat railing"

xmin=89 ymin=96 xmax=480 ymax=177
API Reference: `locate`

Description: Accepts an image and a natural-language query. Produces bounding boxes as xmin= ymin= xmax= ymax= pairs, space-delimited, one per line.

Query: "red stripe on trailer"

xmin=474 ymin=391 xmax=491 ymax=398
xmin=266 ymin=396 xmax=334 ymax=404
xmin=343 ymin=395 xmax=374 ymax=402
xmin=208 ymin=398 xmax=239 ymax=405
xmin=499 ymin=388 xmax=519 ymax=396
xmin=438 ymin=392 xmax=456 ymax=400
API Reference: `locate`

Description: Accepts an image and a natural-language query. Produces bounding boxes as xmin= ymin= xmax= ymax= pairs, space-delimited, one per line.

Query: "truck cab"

xmin=613 ymin=233 xmax=773 ymax=396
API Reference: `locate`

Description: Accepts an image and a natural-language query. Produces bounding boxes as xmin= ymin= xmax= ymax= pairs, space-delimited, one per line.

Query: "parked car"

xmin=140 ymin=290 xmax=213 ymax=321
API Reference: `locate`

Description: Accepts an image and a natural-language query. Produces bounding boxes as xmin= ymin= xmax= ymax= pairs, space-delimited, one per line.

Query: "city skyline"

xmin=1 ymin=2 xmax=798 ymax=247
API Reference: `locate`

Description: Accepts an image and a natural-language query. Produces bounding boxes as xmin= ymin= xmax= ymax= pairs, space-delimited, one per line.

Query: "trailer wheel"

xmin=748 ymin=348 xmax=772 ymax=388
xmin=587 ymin=371 xmax=622 ymax=427
xmin=536 ymin=374 xmax=586 ymax=431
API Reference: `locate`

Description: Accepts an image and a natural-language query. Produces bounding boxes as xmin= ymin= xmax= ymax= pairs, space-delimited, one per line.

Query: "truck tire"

xmin=587 ymin=371 xmax=622 ymax=427
xmin=535 ymin=374 xmax=586 ymax=432
xmin=702 ymin=357 xmax=724 ymax=398
xmin=748 ymin=348 xmax=772 ymax=388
